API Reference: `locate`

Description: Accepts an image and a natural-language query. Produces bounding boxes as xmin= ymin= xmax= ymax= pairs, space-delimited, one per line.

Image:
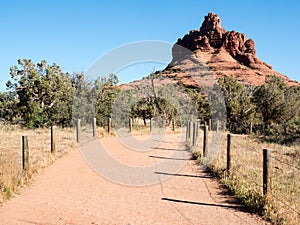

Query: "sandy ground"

xmin=0 ymin=133 xmax=270 ymax=225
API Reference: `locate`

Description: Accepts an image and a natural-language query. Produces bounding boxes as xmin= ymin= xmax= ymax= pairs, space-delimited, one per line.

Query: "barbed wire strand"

xmin=271 ymin=193 xmax=300 ymax=216
xmin=270 ymin=155 xmax=300 ymax=171
xmin=232 ymin=166 xmax=300 ymax=217
xmin=214 ymin=134 xmax=300 ymax=223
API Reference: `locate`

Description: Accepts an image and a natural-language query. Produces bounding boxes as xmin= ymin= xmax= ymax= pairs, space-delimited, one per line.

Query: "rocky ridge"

xmin=122 ymin=13 xmax=298 ymax=89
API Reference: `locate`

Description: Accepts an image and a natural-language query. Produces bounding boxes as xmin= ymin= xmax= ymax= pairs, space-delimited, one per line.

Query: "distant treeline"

xmin=1 ymin=59 xmax=299 ymax=144
xmin=0 ymin=59 xmax=119 ymax=128
xmin=216 ymin=75 xmax=300 ymax=144
xmin=189 ymin=74 xmax=300 ymax=144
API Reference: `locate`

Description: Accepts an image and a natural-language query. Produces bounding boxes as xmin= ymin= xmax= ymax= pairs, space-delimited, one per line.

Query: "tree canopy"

xmin=1 ymin=59 xmax=299 ymax=144
xmin=6 ymin=59 xmax=74 ymax=128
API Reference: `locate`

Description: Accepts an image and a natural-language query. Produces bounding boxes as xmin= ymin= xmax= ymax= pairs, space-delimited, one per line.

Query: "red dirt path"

xmin=0 ymin=134 xmax=269 ymax=225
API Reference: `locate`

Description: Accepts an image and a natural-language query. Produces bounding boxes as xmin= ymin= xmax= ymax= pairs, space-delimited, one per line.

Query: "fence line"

xmin=271 ymin=155 xmax=300 ymax=171
xmin=2 ymin=119 xmax=97 ymax=180
xmin=0 ymin=127 xmax=75 ymax=200
xmin=190 ymin=124 xmax=300 ymax=224
xmin=22 ymin=136 xmax=29 ymax=171
xmin=93 ymin=118 xmax=97 ymax=138
xmin=51 ymin=126 xmax=56 ymax=154
xmin=271 ymin=193 xmax=300 ymax=216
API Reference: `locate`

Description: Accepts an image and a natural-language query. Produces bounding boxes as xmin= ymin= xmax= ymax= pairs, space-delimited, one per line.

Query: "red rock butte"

xmin=123 ymin=13 xmax=299 ymax=89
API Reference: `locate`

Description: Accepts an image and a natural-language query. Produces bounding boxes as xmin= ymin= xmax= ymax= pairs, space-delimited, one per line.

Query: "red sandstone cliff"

xmin=122 ymin=13 xmax=298 ymax=89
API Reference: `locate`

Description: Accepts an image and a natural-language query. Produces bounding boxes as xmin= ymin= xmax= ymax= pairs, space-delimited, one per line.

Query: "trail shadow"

xmin=153 ymin=140 xmax=186 ymax=144
xmin=151 ymin=147 xmax=188 ymax=151
xmin=18 ymin=220 xmax=45 ymax=225
xmin=155 ymin=171 xmax=212 ymax=179
xmin=198 ymin=164 xmax=257 ymax=208
xmin=161 ymin=198 xmax=248 ymax=212
xmin=149 ymin=155 xmax=190 ymax=161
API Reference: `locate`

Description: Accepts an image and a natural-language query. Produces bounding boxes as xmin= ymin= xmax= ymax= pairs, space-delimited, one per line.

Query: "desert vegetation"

xmin=188 ymin=75 xmax=300 ymax=224
xmin=0 ymin=58 xmax=299 ymax=224
xmin=1 ymin=59 xmax=299 ymax=145
xmin=190 ymin=74 xmax=300 ymax=144
xmin=0 ymin=59 xmax=121 ymax=129
xmin=199 ymin=133 xmax=300 ymax=225
xmin=0 ymin=125 xmax=75 ymax=202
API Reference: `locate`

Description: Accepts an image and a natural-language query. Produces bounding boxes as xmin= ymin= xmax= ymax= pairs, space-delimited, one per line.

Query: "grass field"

xmin=0 ymin=126 xmax=76 ymax=202
xmin=1 ymin=124 xmax=299 ymax=224
xmin=192 ymin=130 xmax=300 ymax=225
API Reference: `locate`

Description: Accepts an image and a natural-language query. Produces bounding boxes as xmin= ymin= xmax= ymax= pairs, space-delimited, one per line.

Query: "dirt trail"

xmin=0 ymin=133 xmax=269 ymax=225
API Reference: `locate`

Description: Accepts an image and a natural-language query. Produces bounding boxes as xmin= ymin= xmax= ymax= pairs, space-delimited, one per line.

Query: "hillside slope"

xmin=122 ymin=13 xmax=298 ymax=89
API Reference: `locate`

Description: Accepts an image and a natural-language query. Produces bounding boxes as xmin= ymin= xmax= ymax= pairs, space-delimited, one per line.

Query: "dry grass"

xmin=0 ymin=125 xmax=76 ymax=202
xmin=192 ymin=131 xmax=300 ymax=225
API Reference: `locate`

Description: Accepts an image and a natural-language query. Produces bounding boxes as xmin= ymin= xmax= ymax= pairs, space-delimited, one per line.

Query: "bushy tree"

xmin=218 ymin=76 xmax=255 ymax=133
xmin=7 ymin=59 xmax=43 ymax=127
xmin=254 ymin=75 xmax=300 ymax=142
xmin=131 ymin=97 xmax=155 ymax=126
xmin=253 ymin=75 xmax=287 ymax=127
xmin=0 ymin=91 xmax=17 ymax=123
xmin=94 ymin=74 xmax=120 ymax=127
xmin=187 ymin=88 xmax=210 ymax=123
xmin=40 ymin=61 xmax=75 ymax=127
xmin=131 ymin=96 xmax=177 ymax=126
xmin=6 ymin=59 xmax=74 ymax=128
xmin=72 ymin=72 xmax=95 ymax=126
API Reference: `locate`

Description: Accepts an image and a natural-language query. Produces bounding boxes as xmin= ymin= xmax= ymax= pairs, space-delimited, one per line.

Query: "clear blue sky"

xmin=1 ymin=0 xmax=300 ymax=90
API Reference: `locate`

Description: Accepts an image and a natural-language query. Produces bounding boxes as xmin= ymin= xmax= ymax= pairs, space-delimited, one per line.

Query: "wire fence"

xmin=177 ymin=120 xmax=300 ymax=224
xmin=209 ymin=133 xmax=300 ymax=225
xmin=0 ymin=127 xmax=75 ymax=201
xmin=271 ymin=152 xmax=300 ymax=223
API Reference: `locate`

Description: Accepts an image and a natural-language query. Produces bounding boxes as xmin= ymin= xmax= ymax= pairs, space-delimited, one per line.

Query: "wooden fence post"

xmin=209 ymin=119 xmax=212 ymax=131
xmin=186 ymin=120 xmax=189 ymax=142
xmin=227 ymin=134 xmax=231 ymax=172
xmin=93 ymin=118 xmax=97 ymax=138
xmin=188 ymin=120 xmax=192 ymax=140
xmin=187 ymin=120 xmax=190 ymax=139
xmin=51 ymin=126 xmax=56 ymax=154
xmin=263 ymin=149 xmax=272 ymax=197
xmin=22 ymin=136 xmax=29 ymax=170
xmin=203 ymin=125 xmax=208 ymax=157
xmin=108 ymin=118 xmax=112 ymax=135
xmin=172 ymin=119 xmax=175 ymax=132
xmin=129 ymin=118 xmax=133 ymax=133
xmin=76 ymin=119 xmax=81 ymax=143
xmin=192 ymin=122 xmax=197 ymax=146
